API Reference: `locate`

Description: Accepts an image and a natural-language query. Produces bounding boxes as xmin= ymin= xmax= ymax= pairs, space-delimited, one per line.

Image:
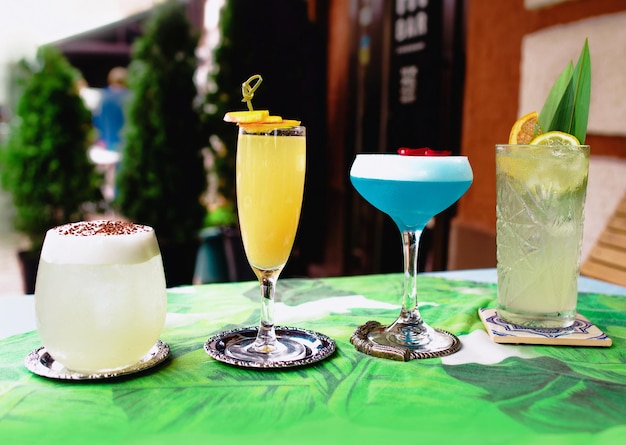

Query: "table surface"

xmin=1 ymin=269 xmax=625 ymax=445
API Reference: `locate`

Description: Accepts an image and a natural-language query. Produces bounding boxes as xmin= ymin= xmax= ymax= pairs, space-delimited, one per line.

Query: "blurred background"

xmin=1 ymin=0 xmax=625 ymax=295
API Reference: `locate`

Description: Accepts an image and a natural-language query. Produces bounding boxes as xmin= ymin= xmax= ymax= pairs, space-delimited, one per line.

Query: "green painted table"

xmin=1 ymin=272 xmax=625 ymax=445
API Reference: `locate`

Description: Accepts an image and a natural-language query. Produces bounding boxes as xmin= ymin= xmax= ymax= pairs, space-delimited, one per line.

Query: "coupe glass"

xmin=205 ymin=125 xmax=335 ymax=368
xmin=349 ymin=153 xmax=473 ymax=360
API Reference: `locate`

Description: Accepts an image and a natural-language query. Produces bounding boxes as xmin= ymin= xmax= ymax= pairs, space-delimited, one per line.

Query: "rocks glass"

xmin=34 ymin=220 xmax=167 ymax=374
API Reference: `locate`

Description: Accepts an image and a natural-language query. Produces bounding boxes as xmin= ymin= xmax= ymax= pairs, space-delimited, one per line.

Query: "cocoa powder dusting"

xmin=55 ymin=221 xmax=151 ymax=236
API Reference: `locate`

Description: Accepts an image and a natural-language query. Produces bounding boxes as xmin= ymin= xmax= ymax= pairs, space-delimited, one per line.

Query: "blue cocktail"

xmin=350 ymin=153 xmax=473 ymax=360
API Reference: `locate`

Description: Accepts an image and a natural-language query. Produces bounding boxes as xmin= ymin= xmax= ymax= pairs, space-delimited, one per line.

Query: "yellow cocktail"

xmin=236 ymin=129 xmax=306 ymax=270
xmin=221 ymin=124 xmax=311 ymax=364
xmin=204 ymin=74 xmax=335 ymax=369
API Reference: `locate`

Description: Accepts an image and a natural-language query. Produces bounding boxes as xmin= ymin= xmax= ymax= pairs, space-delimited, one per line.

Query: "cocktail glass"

xmin=204 ymin=125 xmax=335 ymax=368
xmin=349 ymin=153 xmax=473 ymax=360
xmin=496 ymin=144 xmax=590 ymax=328
xmin=33 ymin=220 xmax=167 ymax=374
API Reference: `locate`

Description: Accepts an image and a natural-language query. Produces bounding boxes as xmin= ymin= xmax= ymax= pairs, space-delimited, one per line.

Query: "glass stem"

xmin=252 ymin=268 xmax=281 ymax=353
xmin=398 ymin=229 xmax=425 ymax=327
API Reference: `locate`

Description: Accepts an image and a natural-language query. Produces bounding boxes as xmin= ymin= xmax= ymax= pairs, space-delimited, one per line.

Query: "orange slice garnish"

xmin=509 ymin=111 xmax=541 ymax=144
xmin=261 ymin=115 xmax=284 ymax=123
xmin=240 ymin=119 xmax=302 ymax=132
xmin=223 ymin=110 xmax=269 ymax=123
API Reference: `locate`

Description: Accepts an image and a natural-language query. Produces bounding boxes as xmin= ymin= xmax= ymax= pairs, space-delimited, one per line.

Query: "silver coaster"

xmin=204 ymin=326 xmax=336 ymax=369
xmin=350 ymin=320 xmax=461 ymax=361
xmin=24 ymin=340 xmax=170 ymax=380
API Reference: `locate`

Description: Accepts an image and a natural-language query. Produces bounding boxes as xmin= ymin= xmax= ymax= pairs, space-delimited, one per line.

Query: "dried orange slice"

xmin=240 ymin=119 xmax=302 ymax=132
xmin=260 ymin=115 xmax=284 ymax=123
xmin=509 ymin=111 xmax=541 ymax=144
xmin=273 ymin=119 xmax=300 ymax=127
xmin=223 ymin=110 xmax=269 ymax=123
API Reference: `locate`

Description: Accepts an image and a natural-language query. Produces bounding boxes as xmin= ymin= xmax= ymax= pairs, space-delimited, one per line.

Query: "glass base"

xmin=204 ymin=326 xmax=336 ymax=369
xmin=24 ymin=340 xmax=170 ymax=380
xmin=498 ymin=306 xmax=576 ymax=329
xmin=225 ymin=336 xmax=307 ymax=363
xmin=351 ymin=320 xmax=460 ymax=361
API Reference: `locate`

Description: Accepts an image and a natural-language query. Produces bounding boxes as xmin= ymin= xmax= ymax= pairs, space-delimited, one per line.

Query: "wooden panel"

xmin=598 ymin=230 xmax=626 ymax=249
xmin=580 ymin=260 xmax=626 ymax=287
xmin=607 ymin=215 xmax=626 ymax=232
xmin=587 ymin=244 xmax=626 ymax=265
xmin=581 ymin=193 xmax=626 ymax=286
xmin=616 ymin=196 xmax=626 ymax=215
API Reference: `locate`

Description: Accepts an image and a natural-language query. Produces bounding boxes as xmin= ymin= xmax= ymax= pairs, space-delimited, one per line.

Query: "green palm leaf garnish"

xmin=538 ymin=38 xmax=591 ymax=143
xmin=538 ymin=61 xmax=573 ymax=135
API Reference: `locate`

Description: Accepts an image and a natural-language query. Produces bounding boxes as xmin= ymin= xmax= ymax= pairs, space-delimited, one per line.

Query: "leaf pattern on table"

xmin=444 ymin=356 xmax=626 ymax=433
xmin=1 ymin=274 xmax=625 ymax=445
xmin=442 ymin=288 xmax=626 ymax=434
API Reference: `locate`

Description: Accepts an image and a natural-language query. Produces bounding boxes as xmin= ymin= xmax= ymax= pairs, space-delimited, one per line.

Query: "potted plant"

xmin=0 ymin=46 xmax=103 ymax=293
xmin=115 ymin=1 xmax=207 ymax=287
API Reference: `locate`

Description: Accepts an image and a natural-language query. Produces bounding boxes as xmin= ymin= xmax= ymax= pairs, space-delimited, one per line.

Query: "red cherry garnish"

xmin=397 ymin=147 xmax=452 ymax=156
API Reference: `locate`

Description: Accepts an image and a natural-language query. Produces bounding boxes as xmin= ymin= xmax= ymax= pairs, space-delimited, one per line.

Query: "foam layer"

xmin=40 ymin=220 xmax=161 ymax=265
xmin=351 ymin=154 xmax=473 ymax=182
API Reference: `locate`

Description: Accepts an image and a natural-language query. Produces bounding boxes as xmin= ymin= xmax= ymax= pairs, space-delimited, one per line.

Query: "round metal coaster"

xmin=24 ymin=340 xmax=170 ymax=380
xmin=350 ymin=320 xmax=461 ymax=361
xmin=204 ymin=326 xmax=336 ymax=369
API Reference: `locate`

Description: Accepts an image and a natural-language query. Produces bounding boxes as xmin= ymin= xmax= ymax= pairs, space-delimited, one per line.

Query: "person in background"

xmin=91 ymin=67 xmax=129 ymax=206
xmin=0 ymin=104 xmax=9 ymax=144
xmin=93 ymin=66 xmax=129 ymax=153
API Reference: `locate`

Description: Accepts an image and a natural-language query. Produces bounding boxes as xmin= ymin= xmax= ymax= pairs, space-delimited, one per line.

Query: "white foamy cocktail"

xmin=35 ymin=220 xmax=167 ymax=373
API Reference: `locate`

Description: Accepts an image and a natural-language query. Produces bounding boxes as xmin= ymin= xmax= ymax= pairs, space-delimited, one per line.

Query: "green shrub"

xmin=116 ymin=0 xmax=207 ymax=244
xmin=0 ymin=45 xmax=102 ymax=251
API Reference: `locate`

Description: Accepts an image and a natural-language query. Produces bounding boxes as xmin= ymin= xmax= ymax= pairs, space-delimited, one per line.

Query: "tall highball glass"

xmin=496 ymin=144 xmax=590 ymax=328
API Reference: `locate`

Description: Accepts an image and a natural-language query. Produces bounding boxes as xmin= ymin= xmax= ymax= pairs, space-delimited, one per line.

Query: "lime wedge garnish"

xmin=530 ymin=131 xmax=580 ymax=146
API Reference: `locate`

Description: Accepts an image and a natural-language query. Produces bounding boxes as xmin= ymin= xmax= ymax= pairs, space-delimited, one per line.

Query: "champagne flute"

xmin=205 ymin=123 xmax=335 ymax=368
xmin=232 ymin=125 xmax=307 ymax=360
xmin=349 ymin=152 xmax=473 ymax=360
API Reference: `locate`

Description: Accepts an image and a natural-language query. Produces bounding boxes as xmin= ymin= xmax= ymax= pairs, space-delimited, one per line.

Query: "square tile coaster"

xmin=478 ymin=308 xmax=612 ymax=347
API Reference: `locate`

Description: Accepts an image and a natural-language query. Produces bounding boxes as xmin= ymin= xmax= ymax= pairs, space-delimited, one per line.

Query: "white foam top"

xmin=351 ymin=154 xmax=473 ymax=182
xmin=40 ymin=220 xmax=160 ymax=265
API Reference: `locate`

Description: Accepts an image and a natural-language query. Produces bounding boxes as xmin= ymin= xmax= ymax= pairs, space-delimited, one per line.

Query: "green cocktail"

xmin=496 ymin=144 xmax=590 ymax=328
